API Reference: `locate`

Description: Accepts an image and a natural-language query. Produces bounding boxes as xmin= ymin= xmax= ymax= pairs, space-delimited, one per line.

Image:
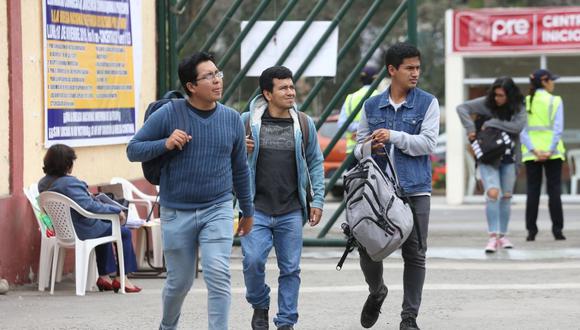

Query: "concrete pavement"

xmin=1 ymin=197 xmax=579 ymax=329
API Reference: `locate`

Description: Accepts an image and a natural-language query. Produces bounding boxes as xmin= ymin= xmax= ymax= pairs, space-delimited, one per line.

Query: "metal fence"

xmin=156 ymin=0 xmax=417 ymax=245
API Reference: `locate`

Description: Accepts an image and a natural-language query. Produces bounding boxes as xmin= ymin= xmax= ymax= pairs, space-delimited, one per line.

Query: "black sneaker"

xmin=360 ymin=285 xmax=388 ymax=328
xmin=554 ymin=232 xmax=567 ymax=240
xmin=251 ymin=308 xmax=269 ymax=330
xmin=400 ymin=317 xmax=420 ymax=330
xmin=526 ymin=231 xmax=537 ymax=241
xmin=277 ymin=326 xmax=294 ymax=330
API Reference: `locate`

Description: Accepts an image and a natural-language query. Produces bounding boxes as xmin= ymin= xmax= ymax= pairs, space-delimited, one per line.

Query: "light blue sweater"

xmin=127 ymin=100 xmax=254 ymax=216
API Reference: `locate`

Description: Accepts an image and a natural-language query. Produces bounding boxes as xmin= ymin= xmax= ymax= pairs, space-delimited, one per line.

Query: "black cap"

xmin=530 ymin=69 xmax=559 ymax=83
xmin=361 ymin=66 xmax=378 ymax=78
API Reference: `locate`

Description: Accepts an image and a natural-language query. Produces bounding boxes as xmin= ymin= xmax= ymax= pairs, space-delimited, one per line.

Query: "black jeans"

xmin=524 ymin=159 xmax=564 ymax=235
xmin=359 ymin=195 xmax=430 ymax=320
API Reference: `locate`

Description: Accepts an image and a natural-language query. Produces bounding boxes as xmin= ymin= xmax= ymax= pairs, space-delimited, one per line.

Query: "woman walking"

xmin=457 ymin=77 xmax=527 ymax=253
xmin=520 ymin=69 xmax=566 ymax=241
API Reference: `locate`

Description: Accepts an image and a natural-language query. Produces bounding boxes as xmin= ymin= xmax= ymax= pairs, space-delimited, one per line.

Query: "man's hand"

xmin=308 ymin=207 xmax=323 ymax=227
xmin=165 ymin=129 xmax=192 ymax=150
xmin=363 ymin=134 xmax=387 ymax=155
xmin=246 ymin=135 xmax=254 ymax=154
xmin=119 ymin=211 xmax=127 ymax=225
xmin=467 ymin=132 xmax=476 ymax=141
xmin=371 ymin=128 xmax=390 ymax=144
xmin=236 ymin=215 xmax=253 ymax=236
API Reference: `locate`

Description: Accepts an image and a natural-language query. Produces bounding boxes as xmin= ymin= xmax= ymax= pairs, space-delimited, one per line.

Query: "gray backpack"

xmin=337 ymin=141 xmax=414 ymax=268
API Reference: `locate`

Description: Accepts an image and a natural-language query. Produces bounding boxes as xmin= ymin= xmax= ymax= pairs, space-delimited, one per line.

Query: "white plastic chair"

xmin=23 ymin=183 xmax=61 ymax=291
xmin=110 ymin=177 xmax=163 ymax=269
xmin=39 ymin=191 xmax=126 ymax=296
xmin=568 ymin=149 xmax=580 ymax=195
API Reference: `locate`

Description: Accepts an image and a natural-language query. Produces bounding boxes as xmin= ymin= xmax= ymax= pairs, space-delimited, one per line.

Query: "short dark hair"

xmin=178 ymin=51 xmax=216 ymax=96
xmin=384 ymin=42 xmax=421 ymax=74
xmin=259 ymin=66 xmax=294 ymax=98
xmin=43 ymin=144 xmax=77 ymax=177
xmin=485 ymin=76 xmax=524 ymax=120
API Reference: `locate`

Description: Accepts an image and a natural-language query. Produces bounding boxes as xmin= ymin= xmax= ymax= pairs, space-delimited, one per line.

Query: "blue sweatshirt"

xmin=126 ymin=100 xmax=254 ymax=216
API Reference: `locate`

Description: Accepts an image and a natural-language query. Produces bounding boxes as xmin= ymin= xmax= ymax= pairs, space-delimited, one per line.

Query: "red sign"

xmin=453 ymin=7 xmax=580 ymax=52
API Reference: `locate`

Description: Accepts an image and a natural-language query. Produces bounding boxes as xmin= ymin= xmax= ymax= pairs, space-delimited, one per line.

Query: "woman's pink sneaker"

xmin=498 ymin=236 xmax=514 ymax=249
xmin=485 ymin=237 xmax=498 ymax=253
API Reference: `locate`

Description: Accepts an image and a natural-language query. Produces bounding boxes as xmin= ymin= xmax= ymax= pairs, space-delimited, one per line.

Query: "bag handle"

xmin=360 ymin=140 xmax=404 ymax=197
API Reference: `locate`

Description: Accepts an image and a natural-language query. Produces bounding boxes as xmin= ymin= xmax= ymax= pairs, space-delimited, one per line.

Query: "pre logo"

xmin=491 ymin=17 xmax=531 ymax=42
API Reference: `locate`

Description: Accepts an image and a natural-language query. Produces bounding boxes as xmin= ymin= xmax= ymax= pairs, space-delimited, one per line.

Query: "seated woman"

xmin=38 ymin=144 xmax=141 ymax=293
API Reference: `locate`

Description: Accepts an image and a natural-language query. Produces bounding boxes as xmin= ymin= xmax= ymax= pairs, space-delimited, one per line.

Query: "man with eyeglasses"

xmin=127 ymin=51 xmax=254 ymax=330
xmin=240 ymin=66 xmax=324 ymax=330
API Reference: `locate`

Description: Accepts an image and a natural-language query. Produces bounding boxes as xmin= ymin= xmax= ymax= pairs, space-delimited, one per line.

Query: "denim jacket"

xmin=242 ymin=95 xmax=325 ymax=220
xmin=356 ymin=87 xmax=440 ymax=195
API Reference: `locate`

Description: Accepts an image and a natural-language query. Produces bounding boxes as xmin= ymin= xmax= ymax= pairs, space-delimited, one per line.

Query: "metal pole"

xmin=200 ymin=0 xmax=244 ymax=52
xmin=176 ymin=0 xmax=216 ymax=52
xmin=222 ymin=0 xmax=299 ymax=103
xmin=217 ymin=0 xmax=272 ymax=69
xmin=169 ymin=0 xmax=179 ymax=92
xmin=314 ymin=0 xmax=408 ymax=130
xmin=298 ymin=0 xmax=385 ymax=114
xmin=316 ymin=201 xmax=346 ymax=238
xmin=293 ymin=0 xmax=354 ymax=81
xmin=240 ymin=0 xmax=329 ymax=113
xmin=407 ymin=0 xmax=417 ymax=46
xmin=156 ymin=0 xmax=169 ymax=97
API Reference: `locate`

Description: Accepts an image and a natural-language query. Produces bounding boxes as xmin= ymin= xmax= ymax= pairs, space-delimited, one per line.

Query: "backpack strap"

xmin=297 ymin=111 xmax=309 ymax=146
xmin=244 ymin=114 xmax=251 ymax=138
xmin=297 ymin=111 xmax=314 ymax=213
xmin=172 ymin=99 xmax=191 ymax=135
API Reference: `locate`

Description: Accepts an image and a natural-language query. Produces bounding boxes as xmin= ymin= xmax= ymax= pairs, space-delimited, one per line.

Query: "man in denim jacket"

xmin=241 ymin=66 xmax=324 ymax=330
xmin=354 ymin=43 xmax=440 ymax=330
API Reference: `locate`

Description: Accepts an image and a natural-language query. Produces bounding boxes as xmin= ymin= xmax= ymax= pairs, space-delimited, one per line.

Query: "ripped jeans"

xmin=479 ymin=162 xmax=516 ymax=234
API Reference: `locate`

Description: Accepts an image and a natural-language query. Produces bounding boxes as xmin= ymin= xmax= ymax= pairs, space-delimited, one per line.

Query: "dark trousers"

xmin=525 ymin=159 xmax=564 ymax=235
xmin=359 ymin=196 xmax=430 ymax=320
xmin=95 ymin=226 xmax=138 ymax=275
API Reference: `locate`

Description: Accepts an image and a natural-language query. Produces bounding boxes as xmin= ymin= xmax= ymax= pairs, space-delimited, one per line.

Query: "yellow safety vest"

xmin=345 ymin=86 xmax=379 ymax=152
xmin=521 ymin=90 xmax=566 ymax=162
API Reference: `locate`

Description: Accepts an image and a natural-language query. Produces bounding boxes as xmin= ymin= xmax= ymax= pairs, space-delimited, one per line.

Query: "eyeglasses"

xmin=196 ymin=71 xmax=224 ymax=82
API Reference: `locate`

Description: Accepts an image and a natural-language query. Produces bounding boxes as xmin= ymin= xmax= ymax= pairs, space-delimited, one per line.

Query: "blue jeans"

xmin=95 ymin=226 xmax=138 ymax=275
xmin=159 ymin=200 xmax=234 ymax=330
xmin=240 ymin=209 xmax=303 ymax=327
xmin=479 ymin=162 xmax=516 ymax=234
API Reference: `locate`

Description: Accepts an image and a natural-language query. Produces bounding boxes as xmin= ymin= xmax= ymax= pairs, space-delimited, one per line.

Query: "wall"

xmin=22 ymin=1 xmax=158 ymax=188
xmin=0 ymin=0 xmax=9 ymax=196
xmin=0 ymin=0 xmax=157 ymax=284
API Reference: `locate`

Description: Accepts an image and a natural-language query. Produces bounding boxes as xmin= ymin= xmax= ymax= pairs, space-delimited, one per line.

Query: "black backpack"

xmin=470 ymin=127 xmax=512 ymax=164
xmin=141 ymin=90 xmax=185 ymax=185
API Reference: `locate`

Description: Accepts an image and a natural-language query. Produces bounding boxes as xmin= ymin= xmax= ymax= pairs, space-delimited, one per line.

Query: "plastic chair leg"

xmin=38 ymin=238 xmax=53 ymax=291
xmin=56 ymin=248 xmax=66 ymax=283
xmin=115 ymin=239 xmax=126 ymax=294
xmin=86 ymin=251 xmax=98 ymax=292
xmin=150 ymin=225 xmax=163 ymax=268
xmin=75 ymin=244 xmax=88 ymax=296
xmin=135 ymin=228 xmax=147 ymax=269
xmin=50 ymin=245 xmax=60 ymax=295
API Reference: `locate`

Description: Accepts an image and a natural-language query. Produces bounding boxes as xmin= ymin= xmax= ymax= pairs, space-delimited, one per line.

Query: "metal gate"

xmin=156 ymin=0 xmax=417 ymax=246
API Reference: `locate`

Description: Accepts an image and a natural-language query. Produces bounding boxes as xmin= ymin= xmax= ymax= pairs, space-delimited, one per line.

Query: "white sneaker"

xmin=498 ymin=236 xmax=514 ymax=249
xmin=485 ymin=237 xmax=498 ymax=253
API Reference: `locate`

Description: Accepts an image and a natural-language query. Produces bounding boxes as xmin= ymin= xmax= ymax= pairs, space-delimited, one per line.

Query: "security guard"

xmin=520 ymin=68 xmax=566 ymax=241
